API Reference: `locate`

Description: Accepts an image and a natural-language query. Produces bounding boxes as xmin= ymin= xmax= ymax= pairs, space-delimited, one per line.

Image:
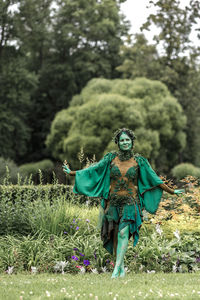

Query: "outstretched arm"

xmin=63 ymin=160 xmax=76 ymax=176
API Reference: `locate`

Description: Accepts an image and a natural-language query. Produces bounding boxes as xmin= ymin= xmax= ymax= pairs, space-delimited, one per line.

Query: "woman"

xmin=63 ymin=128 xmax=183 ymax=278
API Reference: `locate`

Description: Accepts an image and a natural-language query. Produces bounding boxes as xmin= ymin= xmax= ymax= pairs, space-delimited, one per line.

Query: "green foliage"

xmin=19 ymin=159 xmax=54 ymax=183
xmin=0 ymin=157 xmax=19 ymax=184
xmin=8 ymin=0 xmax=130 ymax=163
xmin=127 ymin=226 xmax=200 ymax=273
xmin=46 ymin=77 xmax=186 ymax=171
xmin=0 ymin=183 xmax=199 ymax=274
xmin=0 ymin=223 xmax=199 ymax=274
xmin=0 ymin=184 xmax=99 ymax=236
xmin=172 ymin=163 xmax=200 ymax=180
xmin=141 ymin=0 xmax=194 ymax=60
xmin=117 ymin=34 xmax=161 ymax=80
xmin=0 ymin=55 xmax=37 ymax=163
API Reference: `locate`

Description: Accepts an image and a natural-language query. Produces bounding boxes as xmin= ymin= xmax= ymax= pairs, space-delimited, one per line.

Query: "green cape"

xmin=73 ymin=152 xmax=163 ymax=214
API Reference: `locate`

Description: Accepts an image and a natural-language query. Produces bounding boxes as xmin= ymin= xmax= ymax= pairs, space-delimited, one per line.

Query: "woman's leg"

xmin=111 ymin=225 xmax=129 ymax=278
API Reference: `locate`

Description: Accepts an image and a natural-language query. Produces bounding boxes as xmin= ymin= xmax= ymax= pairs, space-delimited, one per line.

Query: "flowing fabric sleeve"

xmin=136 ymin=156 xmax=164 ymax=214
xmin=73 ymin=152 xmax=116 ymax=199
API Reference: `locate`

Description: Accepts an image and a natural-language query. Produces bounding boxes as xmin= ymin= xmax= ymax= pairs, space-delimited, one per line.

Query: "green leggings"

xmin=111 ymin=225 xmax=129 ymax=278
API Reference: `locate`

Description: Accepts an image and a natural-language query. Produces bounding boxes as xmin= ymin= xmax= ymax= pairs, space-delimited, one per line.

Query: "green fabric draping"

xmin=73 ymin=152 xmax=163 ymax=214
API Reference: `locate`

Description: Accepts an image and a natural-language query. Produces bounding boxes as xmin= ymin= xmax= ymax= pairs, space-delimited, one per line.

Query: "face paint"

xmin=118 ymin=132 xmax=132 ymax=151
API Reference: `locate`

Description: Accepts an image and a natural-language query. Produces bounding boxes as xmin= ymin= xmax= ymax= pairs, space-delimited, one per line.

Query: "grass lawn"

xmin=0 ymin=273 xmax=200 ymax=300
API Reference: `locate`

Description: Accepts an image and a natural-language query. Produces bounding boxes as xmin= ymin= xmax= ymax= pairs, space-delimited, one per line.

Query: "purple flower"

xmin=94 ymin=251 xmax=97 ymax=260
xmin=76 ymin=226 xmax=79 ymax=230
xmin=86 ymin=219 xmax=90 ymax=223
xmin=106 ymin=259 xmax=110 ymax=263
xmin=196 ymin=257 xmax=200 ymax=263
xmin=63 ymin=231 xmax=68 ymax=234
xmin=83 ymin=259 xmax=90 ymax=266
xmin=79 ymin=252 xmax=85 ymax=257
xmin=72 ymin=255 xmax=79 ymax=261
xmin=73 ymin=247 xmax=78 ymax=251
xmin=73 ymin=219 xmax=76 ymax=223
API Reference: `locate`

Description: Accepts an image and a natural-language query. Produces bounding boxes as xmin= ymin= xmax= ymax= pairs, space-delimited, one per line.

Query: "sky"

xmin=120 ymin=0 xmax=199 ymax=46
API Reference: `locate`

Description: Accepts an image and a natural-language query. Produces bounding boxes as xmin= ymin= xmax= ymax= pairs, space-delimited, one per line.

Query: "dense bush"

xmin=0 ymin=157 xmax=19 ymax=184
xmin=19 ymin=159 xmax=54 ymax=183
xmin=172 ymin=163 xmax=200 ymax=180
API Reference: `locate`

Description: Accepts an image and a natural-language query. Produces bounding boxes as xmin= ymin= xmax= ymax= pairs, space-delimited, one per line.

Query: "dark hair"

xmin=113 ymin=128 xmax=136 ymax=145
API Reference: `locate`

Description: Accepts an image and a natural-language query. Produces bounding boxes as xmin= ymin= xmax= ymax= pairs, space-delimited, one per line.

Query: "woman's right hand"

xmin=62 ymin=160 xmax=71 ymax=175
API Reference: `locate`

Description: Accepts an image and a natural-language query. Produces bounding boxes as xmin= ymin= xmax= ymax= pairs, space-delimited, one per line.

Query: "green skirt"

xmin=100 ymin=195 xmax=142 ymax=255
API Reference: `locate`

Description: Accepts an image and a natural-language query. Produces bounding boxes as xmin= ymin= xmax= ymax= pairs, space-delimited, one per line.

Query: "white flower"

xmin=125 ymin=267 xmax=130 ymax=273
xmin=172 ymin=264 xmax=177 ymax=273
xmin=79 ymin=266 xmax=86 ymax=274
xmin=147 ymin=270 xmax=156 ymax=274
xmin=139 ymin=265 xmax=144 ymax=271
xmin=6 ymin=266 xmax=14 ymax=275
xmin=91 ymin=268 xmax=98 ymax=274
xmin=173 ymin=229 xmax=180 ymax=241
xmin=155 ymin=224 xmax=163 ymax=236
xmin=101 ymin=266 xmax=107 ymax=273
xmin=53 ymin=261 xmax=68 ymax=274
xmin=31 ymin=266 xmax=37 ymax=274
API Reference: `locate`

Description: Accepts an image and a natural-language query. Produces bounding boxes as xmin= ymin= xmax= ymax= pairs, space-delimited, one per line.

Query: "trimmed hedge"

xmin=0 ymin=184 xmax=98 ymax=206
xmin=0 ymin=184 xmax=70 ymax=203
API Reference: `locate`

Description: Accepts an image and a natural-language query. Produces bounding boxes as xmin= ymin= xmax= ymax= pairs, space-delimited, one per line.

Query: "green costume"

xmin=73 ymin=152 xmax=163 ymax=254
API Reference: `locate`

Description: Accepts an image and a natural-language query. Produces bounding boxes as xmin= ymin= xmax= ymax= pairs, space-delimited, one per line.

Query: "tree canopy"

xmin=0 ymin=0 xmax=129 ymax=163
xmin=46 ymin=77 xmax=186 ymax=172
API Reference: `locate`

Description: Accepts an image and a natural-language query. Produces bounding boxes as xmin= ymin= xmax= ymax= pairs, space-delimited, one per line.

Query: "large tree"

xmin=14 ymin=0 xmax=129 ymax=162
xmin=46 ymin=78 xmax=187 ymax=173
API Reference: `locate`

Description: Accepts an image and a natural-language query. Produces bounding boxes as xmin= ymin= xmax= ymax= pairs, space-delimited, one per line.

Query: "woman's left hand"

xmin=174 ymin=189 xmax=185 ymax=195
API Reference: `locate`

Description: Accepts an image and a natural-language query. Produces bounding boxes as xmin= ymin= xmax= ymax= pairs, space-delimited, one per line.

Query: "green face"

xmin=118 ymin=132 xmax=132 ymax=151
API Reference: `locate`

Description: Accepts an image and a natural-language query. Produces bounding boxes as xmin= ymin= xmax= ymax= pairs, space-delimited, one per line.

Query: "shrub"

xmin=172 ymin=163 xmax=200 ymax=180
xmin=19 ymin=159 xmax=54 ymax=183
xmin=0 ymin=157 xmax=19 ymax=184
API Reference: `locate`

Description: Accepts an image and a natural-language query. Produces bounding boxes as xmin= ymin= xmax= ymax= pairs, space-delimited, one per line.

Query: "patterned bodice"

xmin=110 ymin=156 xmax=138 ymax=197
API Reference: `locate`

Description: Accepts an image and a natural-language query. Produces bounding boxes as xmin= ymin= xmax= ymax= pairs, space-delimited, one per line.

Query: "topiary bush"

xmin=171 ymin=163 xmax=200 ymax=180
